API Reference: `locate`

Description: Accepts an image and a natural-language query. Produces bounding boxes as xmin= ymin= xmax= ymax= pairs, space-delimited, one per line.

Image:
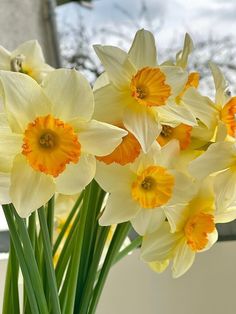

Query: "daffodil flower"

xmin=93 ymin=29 xmax=190 ymax=153
xmin=96 ymin=140 xmax=194 ymax=235
xmin=189 ymin=141 xmax=236 ymax=213
xmin=0 ymin=40 xmax=53 ymax=83
xmin=0 ymin=69 xmax=127 ymax=217
xmin=141 ymin=179 xmax=218 ymax=278
xmin=158 ymin=34 xmax=217 ymax=130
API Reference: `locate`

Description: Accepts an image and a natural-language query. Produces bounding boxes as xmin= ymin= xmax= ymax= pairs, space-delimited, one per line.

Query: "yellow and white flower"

xmin=0 ymin=40 xmax=53 ymax=83
xmin=189 ymin=140 xmax=236 ymax=214
xmin=93 ymin=29 xmax=190 ymax=153
xmin=96 ymin=140 xmax=194 ymax=235
xmin=141 ymin=179 xmax=218 ymax=278
xmin=0 ymin=69 xmax=127 ymax=217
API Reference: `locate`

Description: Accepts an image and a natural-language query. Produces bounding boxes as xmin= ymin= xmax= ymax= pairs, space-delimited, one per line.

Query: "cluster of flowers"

xmin=0 ymin=30 xmax=235 ymax=278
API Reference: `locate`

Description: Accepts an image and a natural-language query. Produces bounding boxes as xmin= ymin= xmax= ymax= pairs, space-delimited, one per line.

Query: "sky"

xmin=57 ymin=0 xmax=236 ymax=49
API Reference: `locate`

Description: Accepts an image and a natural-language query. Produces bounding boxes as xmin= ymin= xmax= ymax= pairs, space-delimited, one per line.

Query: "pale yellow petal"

xmin=0 ymin=71 xmax=51 ymax=133
xmin=182 ymin=87 xmax=218 ymax=128
xmin=41 ymin=69 xmax=94 ymax=122
xmin=172 ymin=239 xmax=195 ymax=278
xmin=160 ymin=66 xmax=188 ymax=97
xmin=131 ymin=209 xmax=165 ymax=235
xmin=10 ymin=154 xmax=55 ymax=217
xmin=189 ymin=142 xmax=235 ymax=179
xmin=176 ymin=33 xmax=194 ymax=69
xmin=123 ymin=102 xmax=161 ymax=153
xmin=0 ymin=172 xmax=11 ymax=204
xmin=141 ymin=222 xmax=182 ymax=262
xmin=128 ymin=29 xmax=157 ymax=68
xmin=209 ymin=62 xmax=229 ymax=106
xmin=148 ymin=259 xmax=170 ymax=273
xmin=93 ymin=83 xmax=127 ymax=123
xmin=93 ymin=45 xmax=136 ymax=87
xmin=95 ymin=162 xmax=134 ymax=193
xmin=55 ymin=153 xmax=96 ymax=194
xmin=78 ymin=119 xmax=127 ymax=156
xmin=99 ymin=190 xmax=141 ymax=226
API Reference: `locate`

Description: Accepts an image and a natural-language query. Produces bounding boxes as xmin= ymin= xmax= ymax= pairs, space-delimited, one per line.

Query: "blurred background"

xmin=1 ymin=0 xmax=236 ymax=313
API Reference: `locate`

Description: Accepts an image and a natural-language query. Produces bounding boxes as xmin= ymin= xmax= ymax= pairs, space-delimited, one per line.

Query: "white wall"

xmin=1 ymin=241 xmax=236 ymax=314
xmin=0 ymin=0 xmax=58 ymax=66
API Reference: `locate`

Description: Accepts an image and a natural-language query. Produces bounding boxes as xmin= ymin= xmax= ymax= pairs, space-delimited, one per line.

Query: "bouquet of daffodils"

xmin=1 ymin=29 xmax=236 ymax=314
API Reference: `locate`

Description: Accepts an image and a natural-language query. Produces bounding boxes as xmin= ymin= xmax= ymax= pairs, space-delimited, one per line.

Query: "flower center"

xmin=184 ymin=212 xmax=215 ymax=251
xmin=131 ymin=166 xmax=174 ymax=208
xmin=130 ymin=67 xmax=171 ymax=107
xmin=157 ymin=123 xmax=192 ymax=150
xmin=22 ymin=114 xmax=81 ymax=177
xmin=160 ymin=125 xmax=173 ymax=137
xmin=96 ymin=123 xmax=141 ymax=165
xmin=39 ymin=131 xmax=58 ymax=149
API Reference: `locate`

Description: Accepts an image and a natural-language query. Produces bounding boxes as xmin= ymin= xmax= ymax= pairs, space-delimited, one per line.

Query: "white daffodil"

xmin=209 ymin=62 xmax=236 ymax=140
xmin=189 ymin=140 xmax=236 ymax=210
xmin=157 ymin=33 xmax=217 ymax=130
xmin=0 ymin=69 xmax=127 ymax=217
xmin=93 ymin=29 xmax=191 ymax=153
xmin=0 ymin=40 xmax=53 ymax=83
xmin=141 ymin=179 xmax=218 ymax=278
xmin=96 ymin=140 xmax=194 ymax=235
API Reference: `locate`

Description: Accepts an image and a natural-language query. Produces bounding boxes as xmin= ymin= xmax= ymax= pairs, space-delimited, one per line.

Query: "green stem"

xmin=113 ymin=235 xmax=142 ymax=265
xmin=62 ymin=183 xmax=92 ymax=314
xmin=47 ymin=195 xmax=55 ymax=245
xmin=74 ymin=181 xmax=104 ymax=311
xmin=2 ymin=205 xmax=40 ymax=314
xmin=78 ymin=226 xmax=110 ymax=314
xmin=53 ymin=191 xmax=84 ymax=256
xmin=55 ymin=208 xmax=81 ymax=288
xmin=11 ymin=206 xmax=49 ymax=314
xmin=88 ymin=222 xmax=131 ymax=314
xmin=38 ymin=207 xmax=61 ymax=314
xmin=3 ymin=239 xmax=20 ymax=314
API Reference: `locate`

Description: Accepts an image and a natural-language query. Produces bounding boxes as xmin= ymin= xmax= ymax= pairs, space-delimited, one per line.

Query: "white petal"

xmin=131 ymin=209 xmax=165 ymax=235
xmin=78 ymin=119 xmax=127 ymax=156
xmin=160 ymin=66 xmax=188 ymax=97
xmin=209 ymin=62 xmax=228 ymax=106
xmin=189 ymin=142 xmax=235 ymax=179
xmin=200 ymin=228 xmax=218 ymax=252
xmin=93 ymin=45 xmax=136 ymax=87
xmin=0 ymin=131 xmax=22 ymax=171
xmin=99 ymin=191 xmax=140 ymax=226
xmin=176 ymin=33 xmax=194 ymax=69
xmin=123 ymin=103 xmax=161 ymax=153
xmin=41 ymin=69 xmax=94 ymax=122
xmin=215 ymin=208 xmax=236 ymax=223
xmin=157 ymin=100 xmax=197 ymax=126
xmin=128 ymin=29 xmax=157 ymax=68
xmin=182 ymin=88 xmax=218 ymax=128
xmin=0 ymin=71 xmax=51 ymax=133
xmin=157 ymin=140 xmax=180 ymax=168
xmin=172 ymin=239 xmax=195 ymax=278
xmin=214 ymin=169 xmax=236 ymax=210
xmin=55 ymin=153 xmax=96 ymax=194
xmin=93 ymin=83 xmax=129 ymax=123
xmin=10 ymin=155 xmax=55 ymax=218
xmin=0 ymin=172 xmax=11 ymax=204
xmin=141 ymin=222 xmax=182 ymax=262
xmin=0 ymin=46 xmax=11 ymax=70
xmin=95 ymin=162 xmax=134 ymax=193
xmin=165 ymin=206 xmax=189 ymax=234
xmin=12 ymin=40 xmax=45 ymax=65
xmin=93 ymin=72 xmax=109 ymax=91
